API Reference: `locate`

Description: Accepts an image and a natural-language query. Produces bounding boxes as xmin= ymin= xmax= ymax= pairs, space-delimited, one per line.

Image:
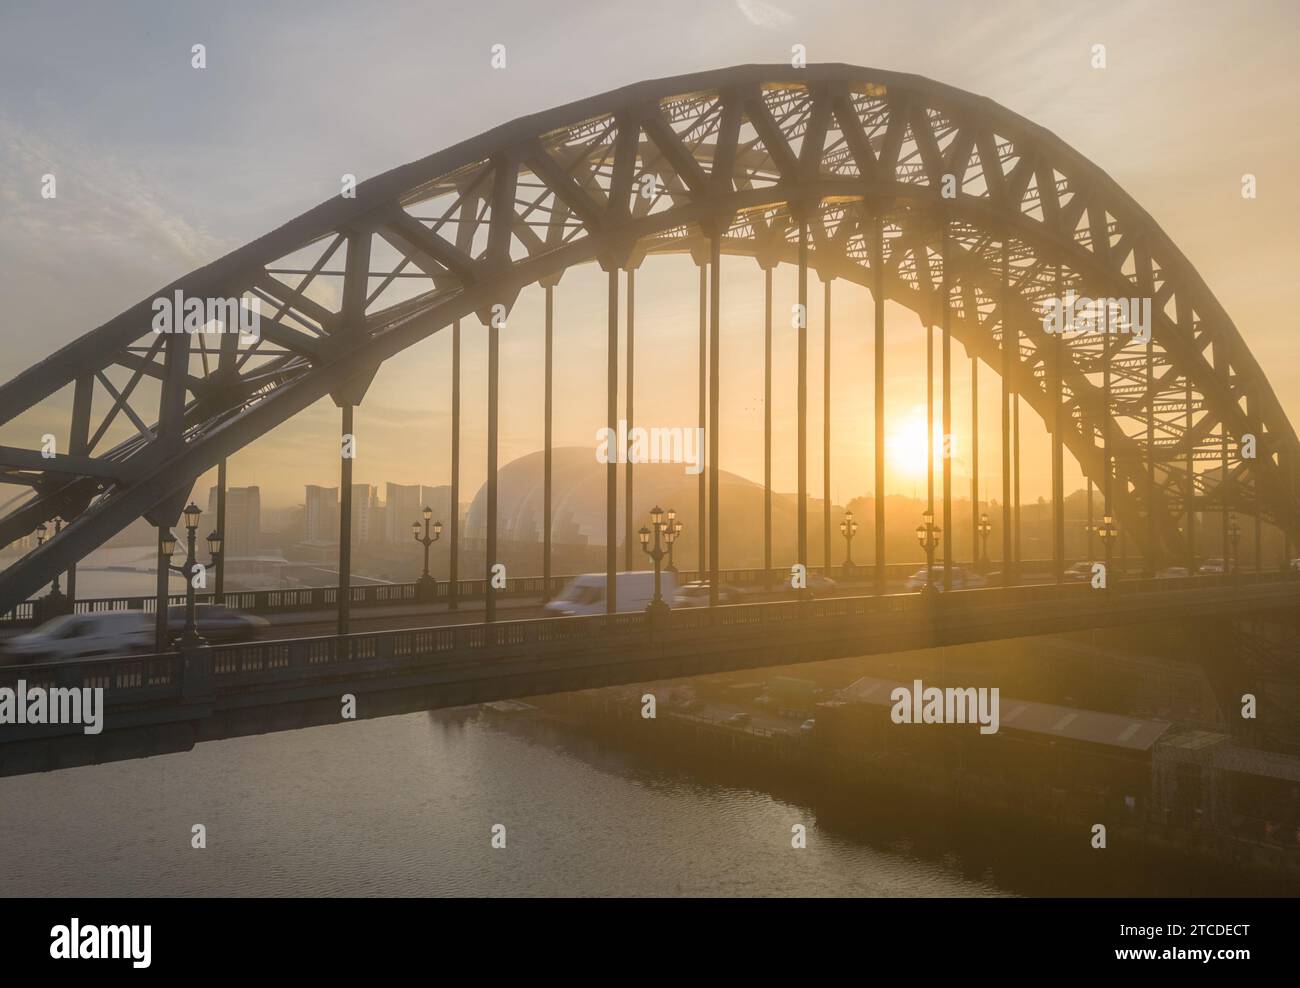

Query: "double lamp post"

xmin=161 ymin=501 xmax=222 ymax=648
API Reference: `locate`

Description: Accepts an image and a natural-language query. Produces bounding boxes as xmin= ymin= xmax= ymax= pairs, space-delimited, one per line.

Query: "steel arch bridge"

xmin=1 ymin=63 xmax=1297 ymax=609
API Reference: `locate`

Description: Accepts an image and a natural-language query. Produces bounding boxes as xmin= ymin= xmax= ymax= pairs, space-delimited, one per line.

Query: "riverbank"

xmin=523 ymin=686 xmax=1300 ymax=896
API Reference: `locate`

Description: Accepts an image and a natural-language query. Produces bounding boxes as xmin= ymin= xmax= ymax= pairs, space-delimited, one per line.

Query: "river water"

xmin=3 ymin=702 xmax=1288 ymax=897
xmin=0 ymin=708 xmax=1005 ymax=897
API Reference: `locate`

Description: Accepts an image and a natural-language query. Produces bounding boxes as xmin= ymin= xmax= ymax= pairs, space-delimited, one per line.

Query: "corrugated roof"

xmin=835 ymin=676 xmax=1172 ymax=751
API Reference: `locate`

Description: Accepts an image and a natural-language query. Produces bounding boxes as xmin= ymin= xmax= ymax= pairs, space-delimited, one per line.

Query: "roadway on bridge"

xmin=171 ymin=572 xmax=1041 ymax=641
xmin=0 ymin=567 xmax=1085 ymax=648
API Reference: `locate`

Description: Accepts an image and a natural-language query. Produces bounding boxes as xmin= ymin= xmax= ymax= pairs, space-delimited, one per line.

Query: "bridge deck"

xmin=1 ymin=573 xmax=1297 ymax=777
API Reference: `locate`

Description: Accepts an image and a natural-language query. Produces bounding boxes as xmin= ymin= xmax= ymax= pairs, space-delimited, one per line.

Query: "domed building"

xmin=463 ymin=447 xmax=839 ymax=571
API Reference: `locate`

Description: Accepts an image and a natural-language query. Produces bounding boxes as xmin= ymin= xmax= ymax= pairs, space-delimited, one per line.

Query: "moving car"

xmin=0 ymin=603 xmax=271 ymax=664
xmin=544 ymin=571 xmax=678 ymax=616
xmin=807 ymin=573 xmax=838 ymax=593
xmin=725 ymin=712 xmax=751 ymax=726
xmin=1 ymin=612 xmax=153 ymax=663
xmin=1063 ymin=561 xmax=1094 ymax=582
xmin=784 ymin=572 xmax=838 ymax=598
xmin=672 ymin=580 xmax=739 ymax=606
xmin=903 ymin=566 xmax=986 ymax=592
xmin=1198 ymin=558 xmax=1226 ymax=575
xmin=165 ymin=604 xmax=269 ymax=643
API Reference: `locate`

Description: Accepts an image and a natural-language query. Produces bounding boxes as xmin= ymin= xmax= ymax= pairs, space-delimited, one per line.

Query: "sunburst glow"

xmin=886 ymin=406 xmax=947 ymax=483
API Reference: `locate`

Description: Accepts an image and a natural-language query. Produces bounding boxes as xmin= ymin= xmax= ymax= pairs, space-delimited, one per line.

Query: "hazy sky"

xmin=2 ymin=0 xmax=1297 ymax=510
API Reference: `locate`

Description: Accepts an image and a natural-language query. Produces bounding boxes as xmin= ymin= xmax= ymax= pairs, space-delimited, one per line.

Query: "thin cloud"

xmin=0 ymin=114 xmax=223 ymax=271
xmin=735 ymin=0 xmax=794 ymax=29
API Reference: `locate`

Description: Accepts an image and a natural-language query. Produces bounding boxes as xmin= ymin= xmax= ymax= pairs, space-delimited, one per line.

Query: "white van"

xmin=544 ymin=571 xmax=678 ymax=616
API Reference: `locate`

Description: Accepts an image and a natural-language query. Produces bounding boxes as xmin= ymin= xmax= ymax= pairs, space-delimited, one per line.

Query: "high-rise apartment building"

xmin=304 ymin=485 xmax=339 ymax=543
xmin=206 ymin=485 xmax=261 ymax=557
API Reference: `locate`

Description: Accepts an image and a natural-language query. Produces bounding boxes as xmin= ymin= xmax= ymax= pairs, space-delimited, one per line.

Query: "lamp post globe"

xmin=639 ymin=508 xmax=675 ymax=626
xmin=413 ymin=506 xmax=444 ymax=602
xmin=839 ymin=509 xmax=858 ymax=575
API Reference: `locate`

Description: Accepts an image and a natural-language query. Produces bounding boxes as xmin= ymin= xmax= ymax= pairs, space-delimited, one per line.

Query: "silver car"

xmin=673 ymin=581 xmax=739 ymax=606
xmin=165 ymin=604 xmax=269 ymax=643
xmin=904 ymin=566 xmax=986 ymax=591
xmin=1 ymin=612 xmax=153 ymax=664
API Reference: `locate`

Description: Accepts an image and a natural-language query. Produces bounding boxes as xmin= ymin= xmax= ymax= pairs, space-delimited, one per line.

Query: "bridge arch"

xmin=1 ymin=63 xmax=1296 ymax=605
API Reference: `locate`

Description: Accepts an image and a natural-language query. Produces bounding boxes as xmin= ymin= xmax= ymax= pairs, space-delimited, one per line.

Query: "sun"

xmin=885 ymin=406 xmax=946 ymax=483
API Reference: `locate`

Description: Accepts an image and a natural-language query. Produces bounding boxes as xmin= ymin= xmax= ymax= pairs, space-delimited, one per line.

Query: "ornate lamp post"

xmin=839 ymin=509 xmax=859 ymax=575
xmin=1096 ymin=513 xmax=1118 ymax=584
xmin=412 ymin=506 xmax=443 ymax=602
xmin=665 ymin=510 xmax=683 ymax=573
xmin=915 ymin=509 xmax=942 ymax=592
xmin=32 ymin=518 xmax=72 ymax=621
xmin=162 ymin=502 xmax=221 ymax=648
xmin=977 ymin=512 xmax=992 ymax=573
xmin=638 ymin=505 xmax=676 ymax=622
xmin=34 ymin=518 xmax=64 ymax=595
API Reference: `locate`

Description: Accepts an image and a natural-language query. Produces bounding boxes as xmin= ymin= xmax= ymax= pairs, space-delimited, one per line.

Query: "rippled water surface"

xmin=0 ymin=710 xmax=1003 ymax=897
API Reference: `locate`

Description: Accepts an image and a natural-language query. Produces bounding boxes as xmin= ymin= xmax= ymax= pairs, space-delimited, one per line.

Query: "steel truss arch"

xmin=0 ymin=63 xmax=1295 ymax=606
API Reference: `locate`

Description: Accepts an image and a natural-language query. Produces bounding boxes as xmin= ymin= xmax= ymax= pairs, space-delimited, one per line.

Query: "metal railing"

xmin=0 ymin=558 xmax=1093 ymax=627
xmin=0 ymin=574 xmax=572 ymax=627
xmin=4 ymin=571 xmax=1295 ymax=716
